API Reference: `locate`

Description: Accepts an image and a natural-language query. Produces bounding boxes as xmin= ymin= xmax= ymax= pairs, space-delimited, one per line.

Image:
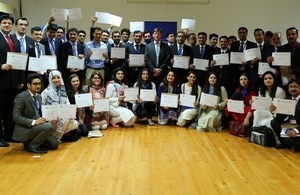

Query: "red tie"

xmin=5 ymin=35 xmax=14 ymax=52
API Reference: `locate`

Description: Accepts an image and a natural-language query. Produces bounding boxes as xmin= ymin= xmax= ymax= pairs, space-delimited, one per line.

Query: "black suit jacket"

xmin=230 ymin=40 xmax=257 ymax=53
xmin=40 ymin=36 xmax=62 ymax=56
xmin=124 ymin=42 xmax=146 ymax=66
xmin=0 ymin=33 xmax=25 ymax=89
xmin=191 ymin=44 xmax=215 ymax=62
xmin=170 ymin=43 xmax=191 ymax=58
xmin=274 ymin=96 xmax=300 ymax=125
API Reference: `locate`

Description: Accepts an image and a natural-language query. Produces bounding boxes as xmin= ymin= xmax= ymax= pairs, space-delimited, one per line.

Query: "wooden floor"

xmin=1 ymin=122 xmax=300 ymax=195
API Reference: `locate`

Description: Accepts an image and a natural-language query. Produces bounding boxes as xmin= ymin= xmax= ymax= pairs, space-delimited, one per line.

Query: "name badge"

xmin=290 ymin=119 xmax=296 ymax=124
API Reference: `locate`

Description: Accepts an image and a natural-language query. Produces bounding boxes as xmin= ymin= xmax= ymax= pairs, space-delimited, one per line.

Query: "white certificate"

xmin=273 ymin=98 xmax=296 ymax=115
xmin=42 ymin=105 xmax=58 ymax=121
xmin=129 ymin=54 xmax=145 ymax=67
xmin=67 ymin=56 xmax=84 ymax=69
xmin=140 ymin=89 xmax=156 ymax=102
xmin=40 ymin=55 xmax=57 ymax=70
xmin=95 ymin=12 xmax=111 ymax=24
xmin=181 ymin=19 xmax=196 ymax=30
xmin=111 ymin=47 xmax=125 ymax=59
xmin=57 ymin=104 xmax=77 ymax=119
xmin=180 ymin=94 xmax=195 ymax=107
xmin=251 ymin=96 xmax=272 ymax=110
xmin=213 ymin=54 xmax=229 ymax=66
xmin=67 ymin=7 xmax=82 ymax=20
xmin=258 ymin=62 xmax=276 ymax=75
xmin=75 ymin=93 xmax=93 ymax=108
xmin=160 ymin=93 xmax=178 ymax=108
xmin=124 ymin=87 xmax=139 ymax=101
xmin=130 ymin=21 xmax=144 ymax=32
xmin=193 ymin=58 xmax=209 ymax=71
xmin=110 ymin=14 xmax=123 ymax=27
xmin=51 ymin=9 xmax=68 ymax=20
xmin=244 ymin=47 xmax=261 ymax=61
xmin=227 ymin=100 xmax=244 ymax=114
xmin=6 ymin=52 xmax=28 ymax=70
xmin=199 ymin=92 xmax=218 ymax=107
xmin=272 ymin=52 xmax=291 ymax=66
xmin=90 ymin=48 xmax=106 ymax=60
xmin=173 ymin=55 xmax=190 ymax=69
xmin=230 ymin=52 xmax=245 ymax=64
xmin=94 ymin=98 xmax=110 ymax=112
xmin=28 ymin=57 xmax=49 ymax=74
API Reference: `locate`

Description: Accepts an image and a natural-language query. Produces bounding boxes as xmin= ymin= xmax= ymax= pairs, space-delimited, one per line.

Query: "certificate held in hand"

xmin=160 ymin=93 xmax=178 ymax=108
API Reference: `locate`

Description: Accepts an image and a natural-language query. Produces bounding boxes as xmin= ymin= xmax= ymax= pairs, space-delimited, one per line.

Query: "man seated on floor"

xmin=13 ymin=73 xmax=58 ymax=154
xmin=271 ymin=79 xmax=300 ymax=150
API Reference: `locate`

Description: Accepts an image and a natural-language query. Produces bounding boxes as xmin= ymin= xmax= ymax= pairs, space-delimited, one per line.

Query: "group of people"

xmin=1 ymin=14 xmax=300 ymax=153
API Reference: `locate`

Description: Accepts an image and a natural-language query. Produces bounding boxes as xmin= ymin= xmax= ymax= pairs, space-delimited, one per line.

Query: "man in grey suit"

xmin=145 ymin=28 xmax=171 ymax=86
xmin=13 ymin=73 xmax=58 ymax=154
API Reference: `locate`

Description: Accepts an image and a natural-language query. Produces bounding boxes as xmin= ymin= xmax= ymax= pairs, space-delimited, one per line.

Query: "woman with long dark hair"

xmin=196 ymin=72 xmax=227 ymax=131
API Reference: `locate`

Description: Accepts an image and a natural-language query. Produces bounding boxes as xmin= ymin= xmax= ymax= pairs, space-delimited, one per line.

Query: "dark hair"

xmin=143 ymin=30 xmax=152 ymax=36
xmin=136 ymin=68 xmax=153 ymax=89
xmin=259 ymin=71 xmax=277 ymax=97
xmin=47 ymin=23 xmax=58 ymax=31
xmin=286 ymin=27 xmax=298 ymax=35
xmin=166 ymin=32 xmax=174 ymax=38
xmin=197 ymin=32 xmax=207 ymax=37
xmin=121 ymin=28 xmax=130 ymax=34
xmin=161 ymin=69 xmax=179 ymax=94
xmin=89 ymin=71 xmax=104 ymax=87
xmin=177 ymin=31 xmax=186 ymax=39
xmin=57 ymin=26 xmax=64 ymax=32
xmin=202 ymin=71 xmax=222 ymax=96
xmin=102 ymin=29 xmax=110 ymax=35
xmin=219 ymin=35 xmax=229 ymax=41
xmin=67 ymin=74 xmax=83 ymax=95
xmin=265 ymin=31 xmax=273 ymax=38
xmin=27 ymin=73 xmax=42 ymax=84
xmin=153 ymin=28 xmax=162 ymax=34
xmin=187 ymin=33 xmax=196 ymax=40
xmin=111 ymin=30 xmax=120 ymax=36
xmin=0 ymin=15 xmax=14 ymax=24
xmin=230 ymin=72 xmax=257 ymax=99
xmin=238 ymin=27 xmax=248 ymax=33
xmin=186 ymin=71 xmax=199 ymax=98
xmin=133 ymin=30 xmax=142 ymax=35
xmin=93 ymin=27 xmax=102 ymax=32
xmin=68 ymin=27 xmax=78 ymax=34
xmin=111 ymin=67 xmax=127 ymax=84
xmin=228 ymin=35 xmax=237 ymax=41
xmin=78 ymin=30 xmax=86 ymax=35
xmin=30 ymin=26 xmax=42 ymax=34
xmin=15 ymin=17 xmax=28 ymax=26
xmin=254 ymin=28 xmax=264 ymax=35
xmin=288 ymin=78 xmax=300 ymax=87
xmin=209 ymin=33 xmax=218 ymax=40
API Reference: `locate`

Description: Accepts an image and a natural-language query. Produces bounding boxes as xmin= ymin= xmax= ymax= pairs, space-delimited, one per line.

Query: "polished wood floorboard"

xmin=1 ymin=123 xmax=300 ymax=195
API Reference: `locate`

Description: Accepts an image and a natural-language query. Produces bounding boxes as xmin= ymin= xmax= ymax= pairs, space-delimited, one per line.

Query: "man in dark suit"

xmin=105 ymin=31 xmax=126 ymax=83
xmin=40 ymin=23 xmax=62 ymax=56
xmin=0 ymin=15 xmax=25 ymax=147
xmin=209 ymin=33 xmax=221 ymax=53
xmin=145 ymin=28 xmax=171 ymax=86
xmin=230 ymin=27 xmax=257 ymax=85
xmin=249 ymin=28 xmax=275 ymax=86
xmin=271 ymin=79 xmax=300 ymax=150
xmin=11 ymin=17 xmax=34 ymax=54
xmin=170 ymin=31 xmax=192 ymax=84
xmin=13 ymin=73 xmax=58 ymax=153
xmin=211 ymin=36 xmax=236 ymax=96
xmin=190 ymin=32 xmax=215 ymax=87
xmin=59 ymin=28 xmax=85 ymax=86
xmin=124 ymin=30 xmax=146 ymax=87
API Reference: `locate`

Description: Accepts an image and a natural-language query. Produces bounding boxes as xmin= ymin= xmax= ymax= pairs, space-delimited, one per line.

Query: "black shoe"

xmin=26 ymin=147 xmax=48 ymax=154
xmin=0 ymin=140 xmax=9 ymax=147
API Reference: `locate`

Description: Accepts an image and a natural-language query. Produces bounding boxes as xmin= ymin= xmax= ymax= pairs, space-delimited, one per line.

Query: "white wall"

xmin=2 ymin=0 xmax=300 ymax=42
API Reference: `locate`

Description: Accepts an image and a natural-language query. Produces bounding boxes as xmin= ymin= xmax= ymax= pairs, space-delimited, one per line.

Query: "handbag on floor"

xmin=229 ymin=121 xmax=250 ymax=137
xmin=250 ymin=126 xmax=276 ymax=147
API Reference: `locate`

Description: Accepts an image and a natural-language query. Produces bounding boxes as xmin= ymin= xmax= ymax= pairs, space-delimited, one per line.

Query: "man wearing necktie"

xmin=145 ymin=28 xmax=171 ymax=86
xmin=0 ymin=15 xmax=25 ymax=147
xmin=13 ymin=73 xmax=58 ymax=153
xmin=124 ymin=30 xmax=146 ymax=87
xmin=271 ymin=79 xmax=300 ymax=150
xmin=59 ymin=28 xmax=85 ymax=87
xmin=170 ymin=31 xmax=192 ymax=84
